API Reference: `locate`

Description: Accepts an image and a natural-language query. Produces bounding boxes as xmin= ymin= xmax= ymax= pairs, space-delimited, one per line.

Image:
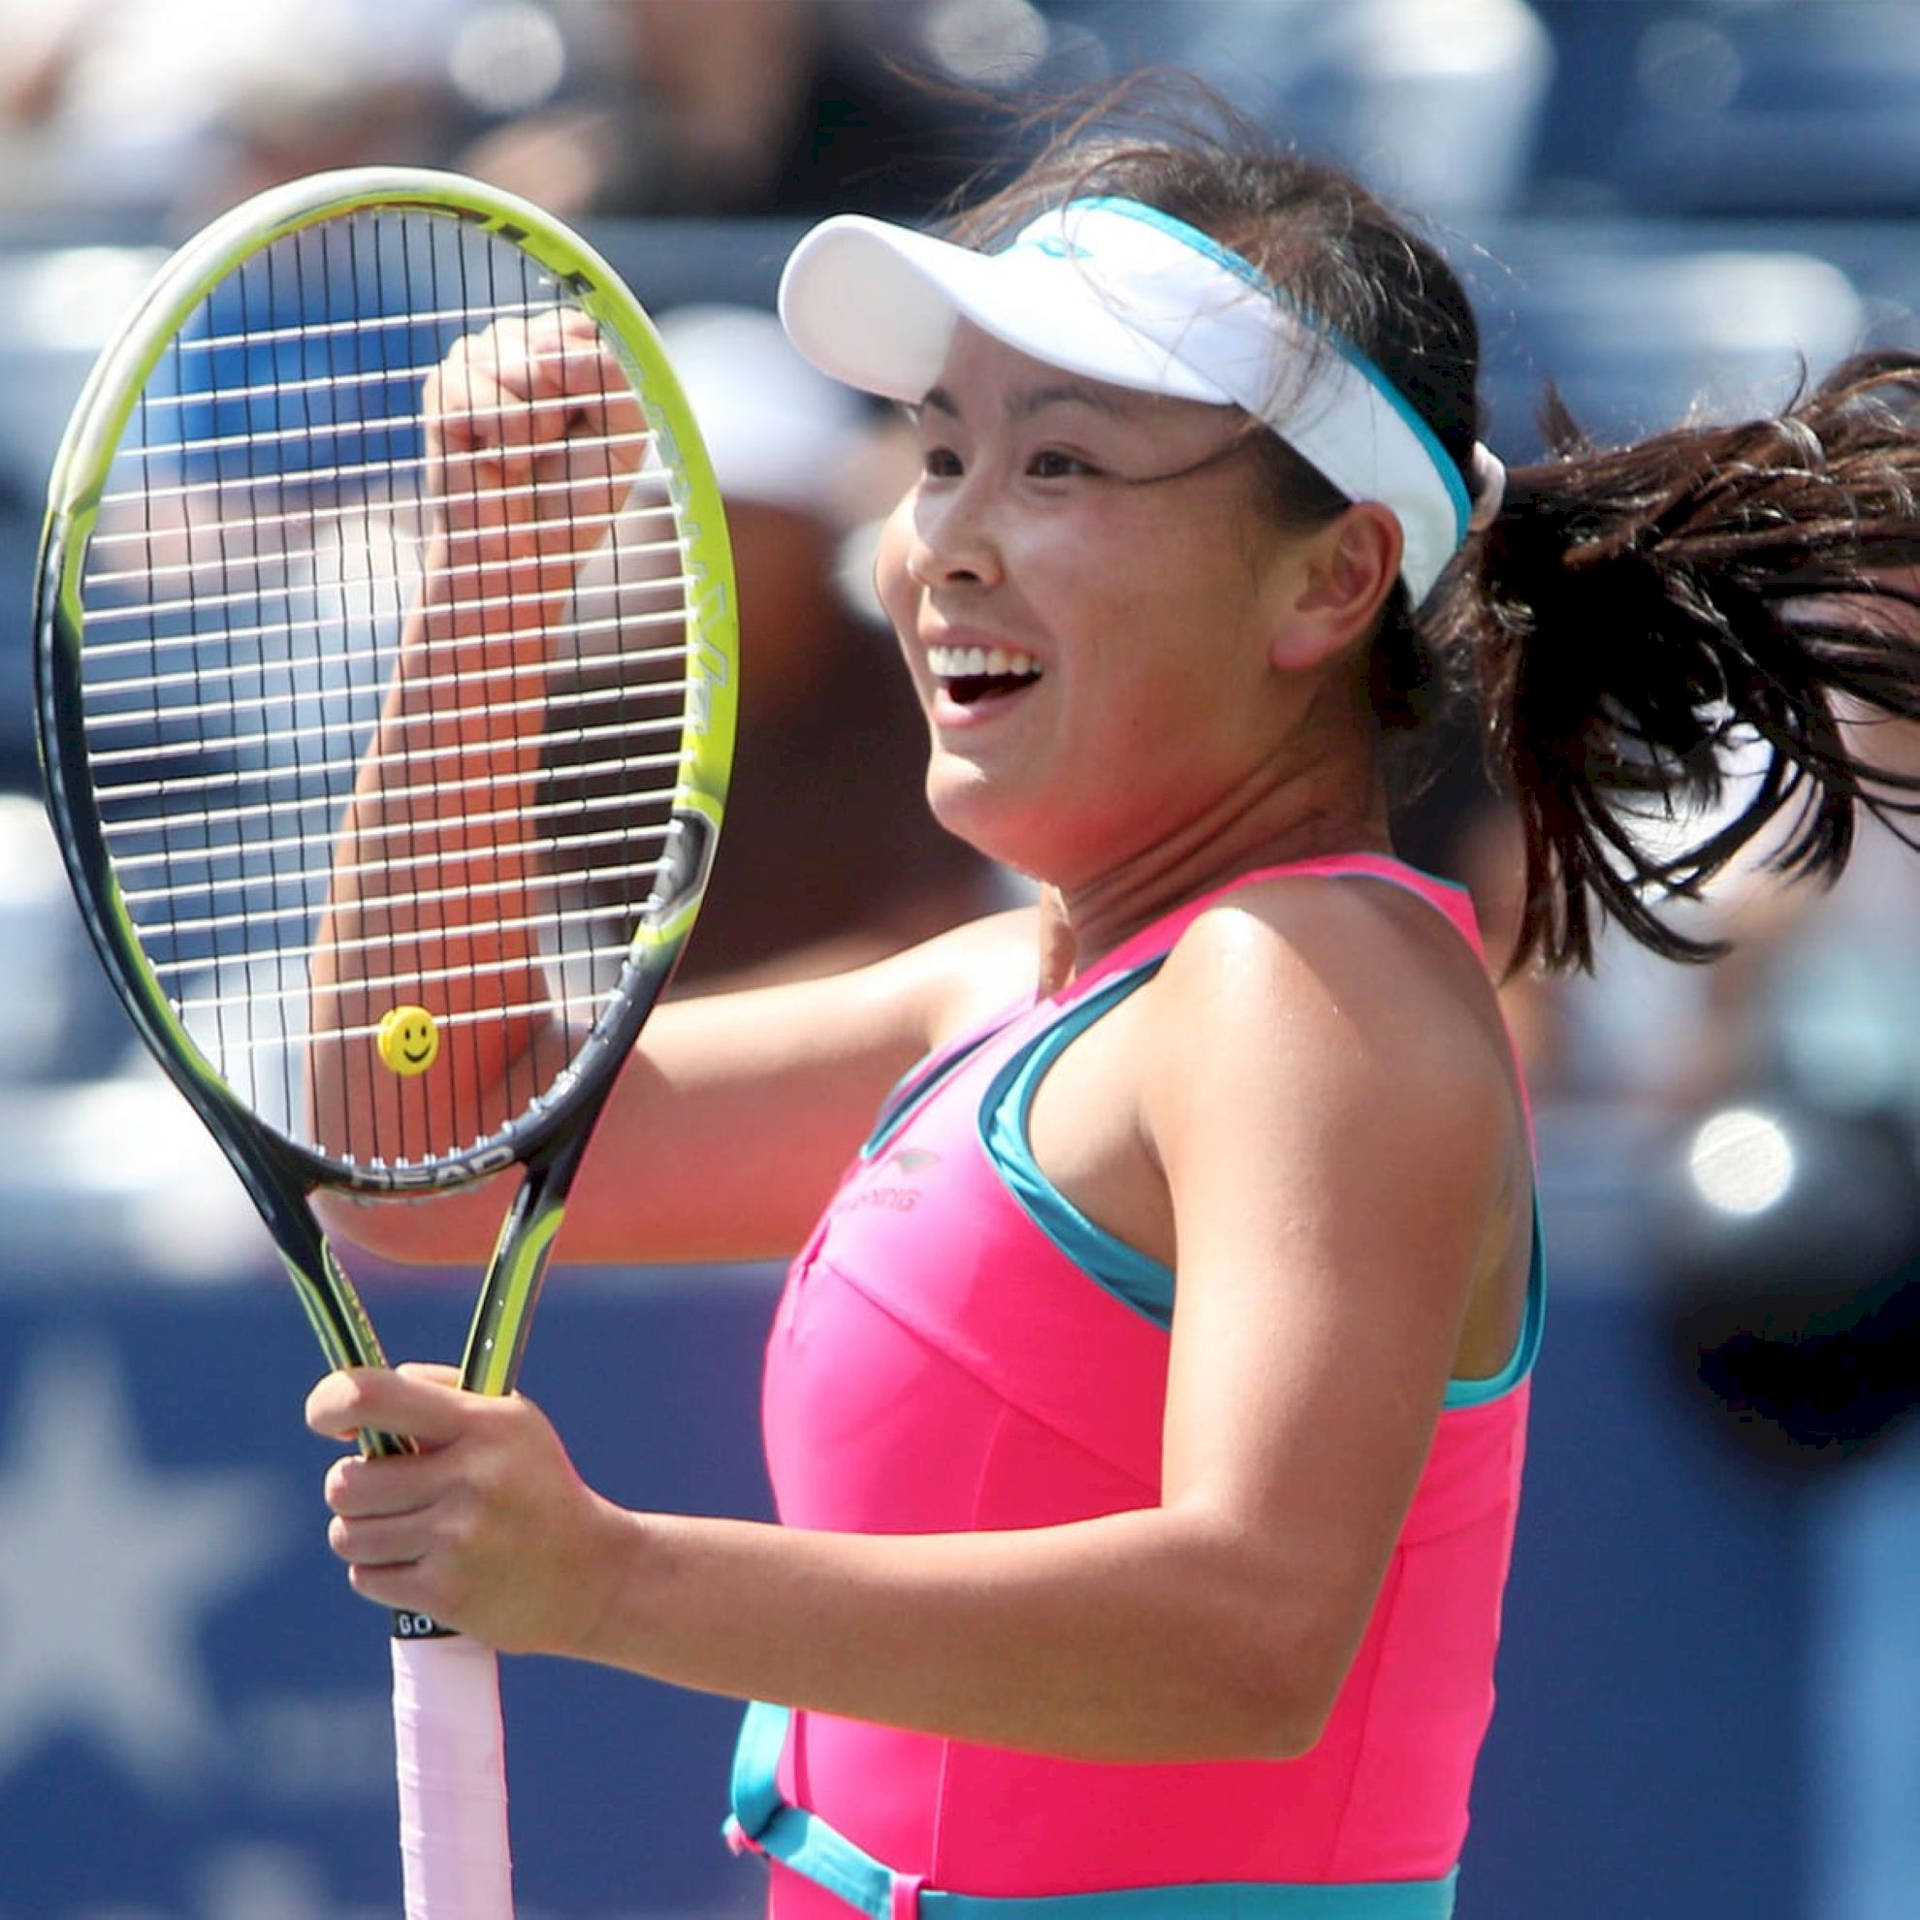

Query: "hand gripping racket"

xmin=32 ymin=169 xmax=738 ymax=1917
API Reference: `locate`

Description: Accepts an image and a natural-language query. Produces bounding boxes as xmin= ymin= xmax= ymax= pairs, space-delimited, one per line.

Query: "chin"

xmin=926 ymin=760 xmax=1033 ymax=870
xmin=925 ymin=763 xmax=1072 ymax=885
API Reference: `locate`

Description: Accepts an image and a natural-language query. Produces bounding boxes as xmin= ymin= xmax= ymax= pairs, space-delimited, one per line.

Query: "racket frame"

xmin=34 ymin=166 xmax=738 ymax=1384
xmin=36 ymin=168 xmax=740 ymax=1920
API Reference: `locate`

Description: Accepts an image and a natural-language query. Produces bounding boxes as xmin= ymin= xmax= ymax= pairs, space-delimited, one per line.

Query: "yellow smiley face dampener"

xmin=377 ymin=1004 xmax=441 ymax=1076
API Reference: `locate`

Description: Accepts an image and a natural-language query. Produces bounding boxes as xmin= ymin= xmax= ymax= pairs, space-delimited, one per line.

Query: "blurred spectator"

xmin=458 ymin=0 xmax=1058 ymax=222
xmin=0 ymin=792 xmax=127 ymax=1086
xmin=0 ymin=0 xmax=475 ymax=226
xmin=648 ymin=304 xmax=1008 ymax=988
xmin=1526 ymin=0 xmax=1920 ymax=218
xmin=1751 ymin=726 xmax=1920 ymax=1134
xmin=0 ymin=0 xmax=1076 ymax=230
xmin=1614 ymin=0 xmax=1920 ymax=217
xmin=1221 ymin=0 xmax=1553 ymax=218
xmin=1042 ymin=0 xmax=1552 ymax=217
xmin=1438 ymin=792 xmax=1569 ymax=1094
xmin=456 ymin=0 xmax=1551 ymax=226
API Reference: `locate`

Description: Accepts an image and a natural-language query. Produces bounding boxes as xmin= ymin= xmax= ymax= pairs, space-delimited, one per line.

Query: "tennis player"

xmin=307 ymin=90 xmax=1920 ymax=1917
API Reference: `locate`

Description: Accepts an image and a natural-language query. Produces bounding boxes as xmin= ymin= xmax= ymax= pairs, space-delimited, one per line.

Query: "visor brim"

xmin=777 ymin=215 xmax=1234 ymax=409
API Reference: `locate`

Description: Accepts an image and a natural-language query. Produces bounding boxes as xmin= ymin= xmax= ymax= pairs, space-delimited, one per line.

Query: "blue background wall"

xmin=3 ymin=1186 xmax=1903 ymax=1919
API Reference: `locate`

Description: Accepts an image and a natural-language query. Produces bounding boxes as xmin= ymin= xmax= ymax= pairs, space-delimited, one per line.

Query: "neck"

xmin=1044 ymin=753 xmax=1394 ymax=979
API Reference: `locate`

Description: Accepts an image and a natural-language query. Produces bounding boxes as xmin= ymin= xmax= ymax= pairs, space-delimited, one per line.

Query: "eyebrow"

xmin=916 ymin=379 xmax=1136 ymax=424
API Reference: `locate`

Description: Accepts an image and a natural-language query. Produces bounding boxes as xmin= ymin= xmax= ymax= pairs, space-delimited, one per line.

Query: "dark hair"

xmin=947 ymin=78 xmax=1920 ymax=972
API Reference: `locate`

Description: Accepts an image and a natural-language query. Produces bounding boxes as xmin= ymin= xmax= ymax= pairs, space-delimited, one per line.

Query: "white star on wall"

xmin=0 ymin=1335 xmax=290 ymax=1789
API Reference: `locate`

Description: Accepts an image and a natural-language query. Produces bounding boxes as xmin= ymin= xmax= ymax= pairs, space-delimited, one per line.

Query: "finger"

xmin=521 ymin=308 xmax=606 ymax=402
xmin=396 ymin=1361 xmax=463 ymax=1390
xmin=305 ymin=1366 xmax=478 ymax=1448
xmin=306 ymin=1367 xmax=379 ymax=1441
xmin=521 ymin=324 xmax=634 ymax=435
xmin=324 ymin=1447 xmax=441 ymax=1519
xmin=430 ymin=359 xmax=515 ymax=459
xmin=337 ymin=1519 xmax=479 ymax=1635
xmin=432 ymin=350 xmax=568 ymax=481
xmin=347 ymin=1558 xmax=453 ymax=1623
xmin=327 ymin=1507 xmax=433 ymax=1569
xmin=431 ymin=368 xmax=535 ymax=493
xmin=436 ymin=322 xmax=635 ymax=489
xmin=555 ymin=349 xmax=642 ymax=446
xmin=448 ymin=321 xmax=584 ymax=445
xmin=438 ymin=312 xmax=597 ymax=417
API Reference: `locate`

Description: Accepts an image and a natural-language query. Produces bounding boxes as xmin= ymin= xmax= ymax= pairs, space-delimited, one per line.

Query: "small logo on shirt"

xmin=846 ymin=1147 xmax=941 ymax=1214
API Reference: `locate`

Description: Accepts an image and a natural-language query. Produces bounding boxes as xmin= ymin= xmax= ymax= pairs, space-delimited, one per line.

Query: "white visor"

xmin=777 ymin=196 xmax=1472 ymax=606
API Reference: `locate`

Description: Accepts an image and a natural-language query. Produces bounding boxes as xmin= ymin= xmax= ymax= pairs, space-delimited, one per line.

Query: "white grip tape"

xmin=392 ymin=1633 xmax=514 ymax=1918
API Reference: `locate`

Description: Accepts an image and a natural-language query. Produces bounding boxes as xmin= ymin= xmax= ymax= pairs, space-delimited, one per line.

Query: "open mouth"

xmin=926 ymin=643 xmax=1043 ymax=707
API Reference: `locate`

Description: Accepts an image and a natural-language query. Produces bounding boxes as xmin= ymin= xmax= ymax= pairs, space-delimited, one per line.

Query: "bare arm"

xmin=322 ymin=906 xmax=1042 ymax=1267
xmin=310 ymin=883 xmax=1526 ymax=1761
xmin=308 ymin=311 xmax=1038 ymax=1266
xmin=306 ymin=310 xmax=647 ymax=1169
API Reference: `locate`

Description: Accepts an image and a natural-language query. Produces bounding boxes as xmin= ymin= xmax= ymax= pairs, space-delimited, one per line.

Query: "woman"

xmin=306 ymin=92 xmax=1920 ymax=1917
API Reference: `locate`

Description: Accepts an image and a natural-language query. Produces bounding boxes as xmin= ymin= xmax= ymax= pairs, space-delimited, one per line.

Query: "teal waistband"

xmin=724 ymin=1703 xmax=1459 ymax=1920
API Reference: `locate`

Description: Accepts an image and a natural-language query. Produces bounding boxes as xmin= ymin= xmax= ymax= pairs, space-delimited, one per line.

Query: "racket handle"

xmin=392 ymin=1631 xmax=515 ymax=1918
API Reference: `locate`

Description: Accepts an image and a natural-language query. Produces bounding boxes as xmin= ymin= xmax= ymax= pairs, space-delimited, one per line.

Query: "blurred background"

xmin=3 ymin=1 xmax=1919 ymax=1914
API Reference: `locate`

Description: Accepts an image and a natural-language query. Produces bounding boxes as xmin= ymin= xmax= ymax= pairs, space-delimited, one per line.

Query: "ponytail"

xmin=1437 ymin=351 xmax=1920 ymax=972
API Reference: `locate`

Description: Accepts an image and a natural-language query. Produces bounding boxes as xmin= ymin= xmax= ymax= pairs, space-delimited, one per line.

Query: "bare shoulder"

xmin=900 ymin=902 xmax=1045 ymax=1047
xmin=1140 ymin=870 xmax=1520 ymax=1166
xmin=636 ymin=902 xmax=1042 ymax=1107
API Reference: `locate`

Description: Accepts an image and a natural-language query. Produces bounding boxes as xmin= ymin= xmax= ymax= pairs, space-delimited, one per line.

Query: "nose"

xmin=906 ymin=473 xmax=1001 ymax=591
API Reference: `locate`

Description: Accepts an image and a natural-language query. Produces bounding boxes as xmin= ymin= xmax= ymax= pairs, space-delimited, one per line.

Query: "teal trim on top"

xmin=864 ymin=1016 xmax=1016 ymax=1161
xmin=1056 ymin=196 xmax=1471 ymax=541
xmin=1056 ymin=195 xmax=1272 ymax=295
xmin=975 ymin=945 xmax=1543 ymax=1403
xmin=1442 ymin=1192 xmax=1547 ymax=1410
xmin=980 ymin=963 xmax=1176 ymax=1330
xmin=724 ymin=1702 xmax=1459 ymax=1919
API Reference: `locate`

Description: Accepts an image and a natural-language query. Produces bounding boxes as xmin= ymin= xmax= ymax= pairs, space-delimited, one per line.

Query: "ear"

xmin=1267 ymin=503 xmax=1403 ymax=670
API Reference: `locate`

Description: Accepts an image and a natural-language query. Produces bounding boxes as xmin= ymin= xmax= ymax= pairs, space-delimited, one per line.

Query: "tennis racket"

xmin=32 ymin=168 xmax=738 ymax=1917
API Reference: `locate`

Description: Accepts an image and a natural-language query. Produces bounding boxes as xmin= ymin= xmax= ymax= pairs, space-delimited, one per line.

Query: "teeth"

xmin=927 ymin=643 xmax=1042 ymax=681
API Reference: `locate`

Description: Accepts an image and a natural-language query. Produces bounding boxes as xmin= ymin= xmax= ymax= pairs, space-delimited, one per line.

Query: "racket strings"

xmin=75 ymin=601 xmax=694 ymax=694
xmin=80 ymin=207 xmax=699 ymax=1172
xmin=133 ymin=343 xmax=639 ymax=421
xmin=81 ymin=651 xmax=693 ymax=737
xmin=107 ymin=782 xmax=674 ymax=877
xmin=94 ymin=422 xmax=657 ymax=512
xmin=82 ymin=503 xmax=681 ymax=594
xmin=95 ymin=708 xmax=691 ymax=811
xmin=93 ymin=744 xmax=691 ymax=837
xmin=161 ymin=293 xmax=553 ymax=356
xmin=173 ymin=928 xmax=654 ymax=1011
xmin=133 ymin=844 xmax=672 ymax=940
xmin=84 ymin=474 xmax=678 ymax=563
xmin=128 ymin=408 xmax=651 ymax=476
xmin=186 ymin=982 xmax=642 ymax=1051
xmin=76 ymin=560 xmax=694 ymax=657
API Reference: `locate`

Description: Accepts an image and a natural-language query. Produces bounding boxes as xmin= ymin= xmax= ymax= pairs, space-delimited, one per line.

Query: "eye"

xmin=921 ymin=445 xmax=964 ymax=480
xmin=1028 ymin=448 xmax=1095 ymax=480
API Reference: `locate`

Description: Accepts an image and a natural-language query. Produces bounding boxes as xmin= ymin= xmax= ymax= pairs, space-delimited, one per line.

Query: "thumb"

xmin=396 ymin=1361 xmax=464 ymax=1391
xmin=304 ymin=1364 xmax=477 ymax=1447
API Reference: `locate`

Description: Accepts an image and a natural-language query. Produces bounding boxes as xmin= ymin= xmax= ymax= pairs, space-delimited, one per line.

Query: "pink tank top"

xmin=744 ymin=857 xmax=1538 ymax=1914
